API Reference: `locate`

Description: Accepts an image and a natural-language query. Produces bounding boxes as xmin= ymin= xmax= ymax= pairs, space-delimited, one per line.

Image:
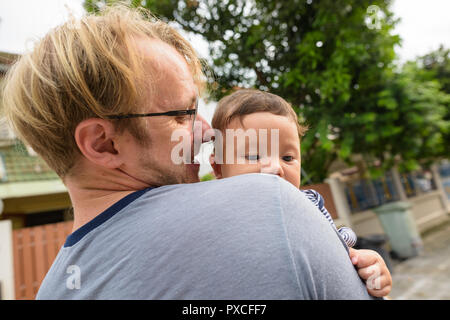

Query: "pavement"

xmin=389 ymin=220 xmax=450 ymax=300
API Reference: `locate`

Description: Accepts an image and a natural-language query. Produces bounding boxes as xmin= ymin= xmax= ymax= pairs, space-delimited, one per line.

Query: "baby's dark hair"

xmin=212 ymin=89 xmax=308 ymax=137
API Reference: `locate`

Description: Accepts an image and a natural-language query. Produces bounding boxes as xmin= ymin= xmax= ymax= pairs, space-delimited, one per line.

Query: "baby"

xmin=209 ymin=89 xmax=392 ymax=298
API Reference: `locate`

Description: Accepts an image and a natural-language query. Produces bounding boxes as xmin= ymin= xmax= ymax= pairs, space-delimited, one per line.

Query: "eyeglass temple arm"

xmin=105 ymin=109 xmax=196 ymax=120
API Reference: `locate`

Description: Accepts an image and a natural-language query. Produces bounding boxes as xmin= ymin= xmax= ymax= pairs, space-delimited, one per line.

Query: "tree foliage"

xmin=85 ymin=0 xmax=449 ymax=182
xmin=370 ymin=61 xmax=450 ymax=174
xmin=417 ymin=46 xmax=450 ymax=158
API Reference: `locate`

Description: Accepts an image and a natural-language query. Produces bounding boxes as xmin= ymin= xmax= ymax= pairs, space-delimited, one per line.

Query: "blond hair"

xmin=1 ymin=4 xmax=205 ymax=178
xmin=212 ymin=89 xmax=308 ymax=137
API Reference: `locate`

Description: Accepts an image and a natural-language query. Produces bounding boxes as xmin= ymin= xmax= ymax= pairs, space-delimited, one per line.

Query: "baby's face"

xmin=214 ymin=112 xmax=301 ymax=188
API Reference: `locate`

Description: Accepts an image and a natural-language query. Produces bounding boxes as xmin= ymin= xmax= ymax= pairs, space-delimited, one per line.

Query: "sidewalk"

xmin=389 ymin=220 xmax=450 ymax=300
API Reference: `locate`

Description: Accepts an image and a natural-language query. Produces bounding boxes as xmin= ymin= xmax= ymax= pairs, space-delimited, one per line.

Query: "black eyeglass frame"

xmin=105 ymin=98 xmax=198 ymax=131
xmin=105 ymin=108 xmax=197 ymax=120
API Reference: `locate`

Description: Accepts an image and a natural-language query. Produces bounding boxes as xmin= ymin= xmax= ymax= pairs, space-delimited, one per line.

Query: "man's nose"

xmin=193 ymin=114 xmax=212 ymax=141
xmin=260 ymin=157 xmax=285 ymax=178
xmin=193 ymin=114 xmax=212 ymax=155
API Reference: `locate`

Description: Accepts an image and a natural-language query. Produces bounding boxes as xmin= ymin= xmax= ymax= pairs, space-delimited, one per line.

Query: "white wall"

xmin=0 ymin=220 xmax=15 ymax=299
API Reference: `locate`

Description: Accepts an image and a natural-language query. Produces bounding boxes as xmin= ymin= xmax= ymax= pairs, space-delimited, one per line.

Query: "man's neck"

xmin=64 ymin=165 xmax=152 ymax=232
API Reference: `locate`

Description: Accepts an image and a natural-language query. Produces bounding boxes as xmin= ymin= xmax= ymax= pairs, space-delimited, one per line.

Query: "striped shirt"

xmin=301 ymin=189 xmax=357 ymax=248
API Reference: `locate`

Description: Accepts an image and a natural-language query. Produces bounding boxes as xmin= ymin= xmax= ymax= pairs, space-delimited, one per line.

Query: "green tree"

xmin=200 ymin=172 xmax=215 ymax=181
xmin=84 ymin=0 xmax=447 ymax=182
xmin=420 ymin=46 xmax=450 ymax=93
xmin=365 ymin=61 xmax=450 ymax=175
xmin=417 ymin=46 xmax=450 ymax=158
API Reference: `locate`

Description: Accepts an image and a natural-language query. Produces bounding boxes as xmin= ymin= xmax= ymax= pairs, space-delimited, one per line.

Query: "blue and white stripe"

xmin=301 ymin=189 xmax=357 ymax=248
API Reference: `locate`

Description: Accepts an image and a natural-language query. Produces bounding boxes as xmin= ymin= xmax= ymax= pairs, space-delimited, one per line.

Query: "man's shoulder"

xmin=160 ymin=174 xmax=307 ymax=209
xmin=150 ymin=174 xmax=313 ymax=222
xmin=153 ymin=173 xmax=310 ymax=210
xmin=178 ymin=173 xmax=300 ymax=195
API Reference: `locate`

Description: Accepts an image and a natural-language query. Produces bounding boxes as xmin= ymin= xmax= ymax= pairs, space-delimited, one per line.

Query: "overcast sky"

xmin=1 ymin=0 xmax=449 ymax=61
xmin=391 ymin=0 xmax=450 ymax=61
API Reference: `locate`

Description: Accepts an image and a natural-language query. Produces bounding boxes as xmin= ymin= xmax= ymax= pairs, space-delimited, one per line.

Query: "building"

xmin=0 ymin=51 xmax=71 ymax=229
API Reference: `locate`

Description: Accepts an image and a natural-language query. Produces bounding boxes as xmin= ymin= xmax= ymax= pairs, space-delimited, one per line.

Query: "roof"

xmin=0 ymin=53 xmax=68 ymax=199
xmin=0 ymin=141 xmax=59 ymax=183
xmin=0 ymin=51 xmax=19 ymax=75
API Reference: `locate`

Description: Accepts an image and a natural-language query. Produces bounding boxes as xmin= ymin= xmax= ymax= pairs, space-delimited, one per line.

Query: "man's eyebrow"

xmin=185 ymin=95 xmax=198 ymax=109
xmin=170 ymin=92 xmax=197 ymax=111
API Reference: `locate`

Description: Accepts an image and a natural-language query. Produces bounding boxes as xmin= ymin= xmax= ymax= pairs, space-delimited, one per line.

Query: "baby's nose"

xmin=260 ymin=158 xmax=284 ymax=177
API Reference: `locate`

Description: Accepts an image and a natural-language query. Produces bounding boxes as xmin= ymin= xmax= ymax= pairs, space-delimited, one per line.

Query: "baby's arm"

xmin=301 ymin=190 xmax=391 ymax=296
xmin=349 ymin=248 xmax=393 ymax=297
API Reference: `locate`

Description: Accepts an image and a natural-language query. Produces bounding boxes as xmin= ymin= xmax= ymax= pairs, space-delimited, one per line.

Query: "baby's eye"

xmin=245 ymin=154 xmax=260 ymax=161
xmin=282 ymin=155 xmax=294 ymax=162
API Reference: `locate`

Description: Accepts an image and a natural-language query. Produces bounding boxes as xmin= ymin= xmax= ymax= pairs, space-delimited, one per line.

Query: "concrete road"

xmin=389 ymin=221 xmax=450 ymax=300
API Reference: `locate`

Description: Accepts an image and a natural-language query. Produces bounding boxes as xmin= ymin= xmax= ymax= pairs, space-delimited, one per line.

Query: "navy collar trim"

xmin=64 ymin=187 xmax=154 ymax=248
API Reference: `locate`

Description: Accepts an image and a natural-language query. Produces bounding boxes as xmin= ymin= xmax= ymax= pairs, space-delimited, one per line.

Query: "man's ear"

xmin=74 ymin=118 xmax=123 ymax=169
xmin=210 ymin=153 xmax=222 ymax=179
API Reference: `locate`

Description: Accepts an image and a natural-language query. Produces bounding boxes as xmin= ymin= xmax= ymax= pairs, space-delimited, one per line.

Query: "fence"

xmin=12 ymin=220 xmax=73 ymax=300
xmin=344 ymin=171 xmax=400 ymax=213
xmin=338 ymin=163 xmax=450 ymax=237
xmin=344 ymin=168 xmax=440 ymax=214
xmin=439 ymin=162 xmax=450 ymax=200
xmin=401 ymin=171 xmax=437 ymax=198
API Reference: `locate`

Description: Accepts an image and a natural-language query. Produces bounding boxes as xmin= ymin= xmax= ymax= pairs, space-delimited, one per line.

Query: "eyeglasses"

xmin=105 ymin=98 xmax=198 ymax=132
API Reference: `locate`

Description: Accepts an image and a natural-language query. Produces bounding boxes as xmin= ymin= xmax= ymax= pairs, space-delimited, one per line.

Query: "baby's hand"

xmin=349 ymin=248 xmax=392 ymax=297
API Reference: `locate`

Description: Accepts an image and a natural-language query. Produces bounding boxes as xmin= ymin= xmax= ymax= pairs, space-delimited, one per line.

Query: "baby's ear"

xmin=210 ymin=153 xmax=222 ymax=179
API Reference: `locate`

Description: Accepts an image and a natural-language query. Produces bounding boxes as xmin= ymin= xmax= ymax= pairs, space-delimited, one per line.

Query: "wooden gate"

xmin=12 ymin=220 xmax=73 ymax=300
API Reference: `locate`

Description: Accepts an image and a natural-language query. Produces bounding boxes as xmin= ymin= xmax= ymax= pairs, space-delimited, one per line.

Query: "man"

xmin=2 ymin=6 xmax=373 ymax=299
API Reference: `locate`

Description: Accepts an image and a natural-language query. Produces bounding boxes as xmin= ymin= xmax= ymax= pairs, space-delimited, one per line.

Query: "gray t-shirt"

xmin=36 ymin=173 xmax=372 ymax=300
